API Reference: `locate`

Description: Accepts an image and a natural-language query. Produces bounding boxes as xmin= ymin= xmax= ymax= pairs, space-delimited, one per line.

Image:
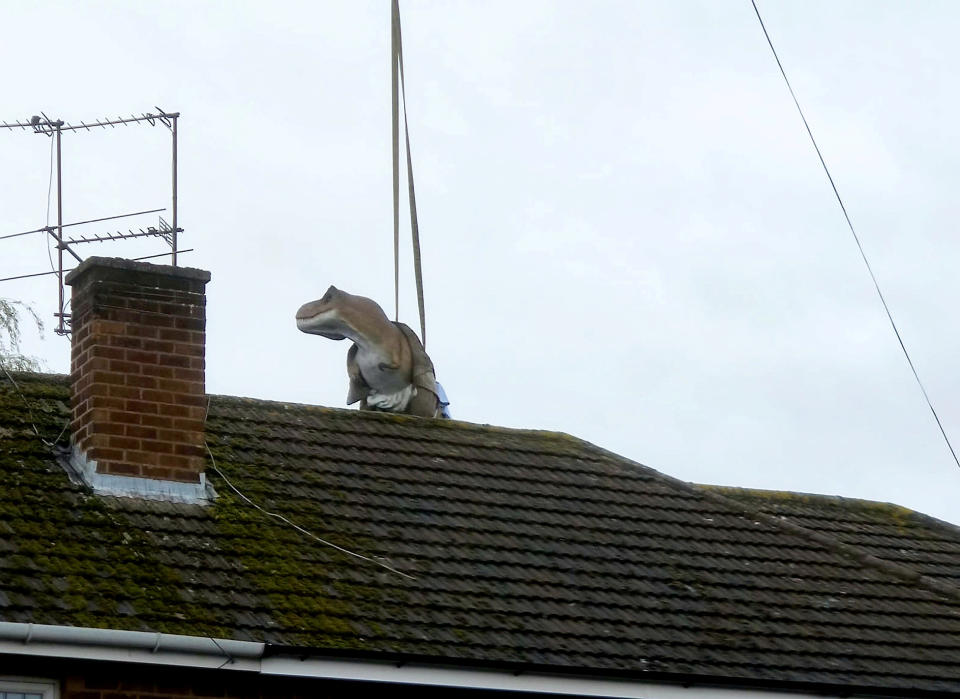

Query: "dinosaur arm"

xmin=367 ymin=384 xmax=417 ymax=411
xmin=346 ymin=343 xmax=369 ymax=405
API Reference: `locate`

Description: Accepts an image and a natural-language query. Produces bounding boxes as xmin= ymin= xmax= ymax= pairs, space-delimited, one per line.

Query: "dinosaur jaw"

xmin=296 ymin=307 xmax=347 ymax=340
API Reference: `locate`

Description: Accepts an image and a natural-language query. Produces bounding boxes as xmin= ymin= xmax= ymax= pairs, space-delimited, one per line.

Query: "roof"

xmin=3 ymin=371 xmax=960 ymax=695
xmin=707 ymin=486 xmax=960 ymax=588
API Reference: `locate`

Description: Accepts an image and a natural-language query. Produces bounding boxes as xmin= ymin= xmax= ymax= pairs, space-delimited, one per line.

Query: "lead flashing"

xmin=66 ymin=448 xmax=215 ymax=504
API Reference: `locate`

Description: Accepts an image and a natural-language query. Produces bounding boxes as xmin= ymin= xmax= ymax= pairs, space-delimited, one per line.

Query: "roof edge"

xmin=704 ymin=484 xmax=960 ymax=538
xmin=0 ymin=621 xmax=261 ymax=663
xmin=3 ymin=371 xmax=590 ymax=448
xmin=262 ymin=645 xmax=960 ymax=698
xmin=0 ymin=622 xmax=952 ymax=697
xmin=207 ymin=392 xmax=595 ymax=444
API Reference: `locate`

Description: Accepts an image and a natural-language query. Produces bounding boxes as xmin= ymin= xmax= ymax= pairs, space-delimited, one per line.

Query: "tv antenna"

xmin=0 ymin=108 xmax=188 ymax=336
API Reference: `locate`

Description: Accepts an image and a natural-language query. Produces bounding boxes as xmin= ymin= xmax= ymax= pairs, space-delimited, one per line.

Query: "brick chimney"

xmin=65 ymin=257 xmax=212 ymax=502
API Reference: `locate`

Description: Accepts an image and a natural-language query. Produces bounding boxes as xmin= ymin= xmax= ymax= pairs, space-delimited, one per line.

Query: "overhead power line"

xmin=749 ymin=0 xmax=960 ymax=471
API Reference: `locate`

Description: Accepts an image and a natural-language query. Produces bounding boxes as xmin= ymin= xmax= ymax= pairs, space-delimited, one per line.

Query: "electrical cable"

xmin=1 ymin=369 xmax=414 ymax=578
xmin=750 ymin=0 xmax=960 ymax=470
xmin=204 ymin=445 xmax=416 ymax=581
xmin=208 ymin=636 xmax=235 ymax=669
xmin=203 ymin=399 xmax=416 ymax=580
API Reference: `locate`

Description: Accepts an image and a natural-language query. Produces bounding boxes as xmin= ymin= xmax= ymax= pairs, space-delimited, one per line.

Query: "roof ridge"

xmin=7 ymin=374 xmax=582 ymax=448
xmin=704 ymin=485 xmax=960 ymax=541
xmin=702 ymin=484 xmax=912 ymax=510
xmin=575 ymin=441 xmax=960 ymax=607
xmin=208 ymin=393 xmax=586 ymax=442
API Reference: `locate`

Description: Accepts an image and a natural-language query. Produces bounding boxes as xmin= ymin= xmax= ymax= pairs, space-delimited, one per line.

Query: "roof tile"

xmin=3 ymin=373 xmax=960 ymax=694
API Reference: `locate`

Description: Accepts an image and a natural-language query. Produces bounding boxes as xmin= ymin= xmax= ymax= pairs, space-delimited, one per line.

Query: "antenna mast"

xmin=0 ymin=109 xmax=185 ymax=336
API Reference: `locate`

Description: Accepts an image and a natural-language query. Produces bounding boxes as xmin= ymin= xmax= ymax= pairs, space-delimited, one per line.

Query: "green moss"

xmin=703 ymin=485 xmax=922 ymax=536
xmin=203 ymin=451 xmax=420 ymax=650
xmin=2 ymin=374 xmax=619 ymax=656
xmin=0 ymin=391 xmax=232 ymax=638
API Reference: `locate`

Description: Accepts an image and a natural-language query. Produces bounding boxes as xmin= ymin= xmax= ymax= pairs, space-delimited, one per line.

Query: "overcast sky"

xmin=3 ymin=1 xmax=960 ymax=526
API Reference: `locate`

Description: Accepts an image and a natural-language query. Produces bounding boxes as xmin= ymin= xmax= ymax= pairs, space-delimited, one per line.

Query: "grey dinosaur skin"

xmin=296 ymin=286 xmax=443 ymax=418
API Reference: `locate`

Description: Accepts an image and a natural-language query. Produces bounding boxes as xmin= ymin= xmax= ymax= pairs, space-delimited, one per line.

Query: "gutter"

xmin=0 ymin=621 xmax=909 ymax=699
xmin=0 ymin=622 xmax=262 ymax=671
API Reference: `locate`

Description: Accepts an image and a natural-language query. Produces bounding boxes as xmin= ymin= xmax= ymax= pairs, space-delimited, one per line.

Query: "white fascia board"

xmin=0 ymin=622 xmax=835 ymax=697
xmin=263 ymin=657 xmax=832 ymax=698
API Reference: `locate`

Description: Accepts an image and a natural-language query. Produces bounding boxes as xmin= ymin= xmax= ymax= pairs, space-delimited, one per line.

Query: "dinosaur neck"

xmin=348 ymin=326 xmax=402 ymax=363
xmin=347 ymin=323 xmax=412 ymax=396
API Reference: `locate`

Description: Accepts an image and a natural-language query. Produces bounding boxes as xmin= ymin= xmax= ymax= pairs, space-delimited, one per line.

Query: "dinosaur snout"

xmin=295 ymin=296 xmax=347 ymax=340
xmin=296 ymin=301 xmax=318 ymax=321
xmin=296 ymin=286 xmax=342 ymax=320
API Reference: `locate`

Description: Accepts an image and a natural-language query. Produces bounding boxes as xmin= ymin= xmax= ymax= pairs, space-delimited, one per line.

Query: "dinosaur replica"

xmin=296 ymin=286 xmax=448 ymax=418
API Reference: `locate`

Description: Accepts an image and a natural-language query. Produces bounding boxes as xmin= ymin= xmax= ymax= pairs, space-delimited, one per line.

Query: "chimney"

xmin=65 ymin=257 xmax=212 ymax=502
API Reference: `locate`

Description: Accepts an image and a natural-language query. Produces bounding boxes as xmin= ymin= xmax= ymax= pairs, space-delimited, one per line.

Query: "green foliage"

xmin=0 ymin=298 xmax=44 ymax=372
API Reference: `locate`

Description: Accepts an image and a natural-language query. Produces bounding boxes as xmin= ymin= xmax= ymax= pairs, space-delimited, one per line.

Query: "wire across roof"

xmin=3 ymin=372 xmax=960 ymax=695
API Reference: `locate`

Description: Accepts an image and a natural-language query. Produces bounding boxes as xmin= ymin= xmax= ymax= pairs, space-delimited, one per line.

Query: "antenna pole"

xmin=55 ymin=121 xmax=65 ymax=335
xmin=171 ymin=114 xmax=178 ymax=266
xmin=1 ymin=109 xmax=185 ymax=324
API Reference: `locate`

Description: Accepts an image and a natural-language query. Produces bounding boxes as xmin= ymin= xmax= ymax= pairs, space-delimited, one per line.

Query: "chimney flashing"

xmin=65 ymin=449 xmax=215 ymax=504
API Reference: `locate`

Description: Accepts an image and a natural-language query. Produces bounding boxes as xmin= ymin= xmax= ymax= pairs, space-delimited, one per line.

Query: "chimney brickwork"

xmin=66 ymin=258 xmax=211 ymax=485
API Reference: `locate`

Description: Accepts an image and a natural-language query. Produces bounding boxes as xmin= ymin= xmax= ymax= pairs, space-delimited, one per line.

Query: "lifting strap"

xmin=391 ymin=0 xmax=427 ymax=350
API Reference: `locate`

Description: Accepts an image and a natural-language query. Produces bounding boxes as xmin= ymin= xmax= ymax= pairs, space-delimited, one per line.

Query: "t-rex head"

xmin=295 ymin=286 xmax=391 ymax=342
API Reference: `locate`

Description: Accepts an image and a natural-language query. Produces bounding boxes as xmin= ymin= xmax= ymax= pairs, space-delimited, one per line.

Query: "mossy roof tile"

xmin=4 ymin=372 xmax=960 ymax=693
